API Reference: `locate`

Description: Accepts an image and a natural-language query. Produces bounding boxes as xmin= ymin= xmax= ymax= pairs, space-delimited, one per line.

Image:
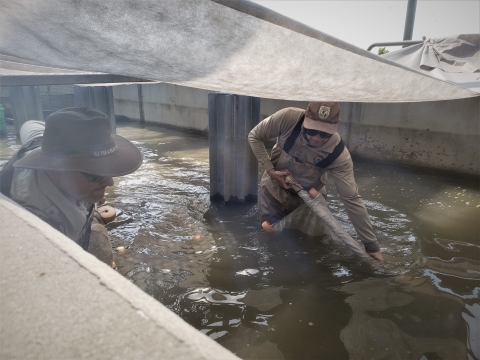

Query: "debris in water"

xmin=116 ymin=246 xmax=126 ymax=254
xmin=236 ymin=269 xmax=260 ymax=276
xmin=308 ymin=322 xmax=314 ymax=326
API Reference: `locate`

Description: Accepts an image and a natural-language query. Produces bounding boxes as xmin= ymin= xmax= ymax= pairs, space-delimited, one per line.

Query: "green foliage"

xmin=378 ymin=47 xmax=390 ymax=55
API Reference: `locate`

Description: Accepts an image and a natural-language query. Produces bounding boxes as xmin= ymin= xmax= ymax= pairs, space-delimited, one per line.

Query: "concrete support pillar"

xmin=208 ymin=93 xmax=260 ymax=204
xmin=9 ymin=86 xmax=44 ymax=136
xmin=137 ymin=84 xmax=145 ymax=124
xmin=73 ymin=85 xmax=116 ymax=133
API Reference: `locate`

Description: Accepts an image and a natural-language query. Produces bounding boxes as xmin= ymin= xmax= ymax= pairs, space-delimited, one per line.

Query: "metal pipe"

xmin=403 ymin=0 xmax=418 ymax=41
xmin=137 ymin=84 xmax=145 ymax=124
xmin=367 ymin=39 xmax=423 ymax=52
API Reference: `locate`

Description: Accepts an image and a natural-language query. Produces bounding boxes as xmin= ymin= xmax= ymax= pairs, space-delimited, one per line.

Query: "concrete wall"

xmin=0 ymin=194 xmax=239 ymax=360
xmin=113 ymin=82 xmax=479 ymax=175
xmin=112 ymin=83 xmax=143 ymax=121
xmin=113 ymin=83 xmax=211 ymax=132
xmin=338 ymin=98 xmax=480 ymax=175
xmin=113 ymin=82 xmax=308 ymax=132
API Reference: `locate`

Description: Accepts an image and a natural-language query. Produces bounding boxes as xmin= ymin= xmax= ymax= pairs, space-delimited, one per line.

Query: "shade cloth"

xmin=383 ymin=34 xmax=480 ymax=93
xmin=0 ymin=0 xmax=477 ymax=102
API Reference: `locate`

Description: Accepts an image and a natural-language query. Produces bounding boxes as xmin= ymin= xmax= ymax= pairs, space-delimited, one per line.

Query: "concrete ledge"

xmin=0 ymin=194 xmax=239 ymax=359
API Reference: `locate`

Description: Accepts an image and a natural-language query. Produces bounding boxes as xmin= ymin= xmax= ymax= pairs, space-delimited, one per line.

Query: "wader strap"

xmin=282 ymin=117 xmax=345 ymax=169
xmin=77 ymin=204 xmax=95 ymax=251
xmin=0 ymin=137 xmax=43 ymax=197
xmin=283 ymin=115 xmax=304 ymax=154
xmin=314 ymin=140 xmax=345 ymax=168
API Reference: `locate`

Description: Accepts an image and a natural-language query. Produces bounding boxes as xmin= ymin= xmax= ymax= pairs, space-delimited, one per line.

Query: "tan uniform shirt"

xmin=248 ymin=107 xmax=380 ymax=252
xmin=11 ymin=168 xmax=89 ymax=241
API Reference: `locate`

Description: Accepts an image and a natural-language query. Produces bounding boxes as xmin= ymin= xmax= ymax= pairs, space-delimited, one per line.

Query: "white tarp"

xmin=0 ymin=0 xmax=478 ymax=102
xmin=384 ymin=34 xmax=480 ymax=93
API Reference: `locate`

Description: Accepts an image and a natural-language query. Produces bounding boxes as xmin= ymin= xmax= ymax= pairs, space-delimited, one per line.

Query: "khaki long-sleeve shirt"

xmin=248 ymin=107 xmax=380 ymax=252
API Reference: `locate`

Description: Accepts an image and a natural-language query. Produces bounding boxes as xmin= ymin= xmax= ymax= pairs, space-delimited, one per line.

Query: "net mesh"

xmin=272 ymin=190 xmax=378 ymax=267
xmin=272 ymin=202 xmax=331 ymax=236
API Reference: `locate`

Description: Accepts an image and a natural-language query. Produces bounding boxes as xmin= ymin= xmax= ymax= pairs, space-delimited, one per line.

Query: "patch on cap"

xmin=318 ymin=106 xmax=331 ymax=120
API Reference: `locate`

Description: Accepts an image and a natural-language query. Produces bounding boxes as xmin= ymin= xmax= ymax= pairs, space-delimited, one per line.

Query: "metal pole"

xmin=137 ymin=84 xmax=145 ymax=124
xmin=403 ymin=0 xmax=417 ymax=41
xmin=367 ymin=39 xmax=423 ymax=52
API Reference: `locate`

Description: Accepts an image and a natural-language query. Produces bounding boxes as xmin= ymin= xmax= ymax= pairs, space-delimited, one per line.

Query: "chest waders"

xmin=263 ymin=115 xmax=344 ymax=210
xmin=282 ymin=115 xmax=345 ymax=171
xmin=263 ymin=118 xmax=376 ymax=266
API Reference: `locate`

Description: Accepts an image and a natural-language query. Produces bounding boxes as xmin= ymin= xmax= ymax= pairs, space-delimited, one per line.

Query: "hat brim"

xmin=13 ymin=134 xmax=143 ymax=176
xmin=304 ymin=116 xmax=338 ymax=134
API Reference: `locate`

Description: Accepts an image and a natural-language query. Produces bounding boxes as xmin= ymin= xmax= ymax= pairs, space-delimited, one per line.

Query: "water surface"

xmin=2 ymin=123 xmax=478 ymax=360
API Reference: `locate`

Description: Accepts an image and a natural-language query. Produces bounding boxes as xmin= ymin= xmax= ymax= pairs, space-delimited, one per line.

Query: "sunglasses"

xmin=303 ymin=127 xmax=333 ymax=138
xmin=81 ymin=172 xmax=106 ymax=183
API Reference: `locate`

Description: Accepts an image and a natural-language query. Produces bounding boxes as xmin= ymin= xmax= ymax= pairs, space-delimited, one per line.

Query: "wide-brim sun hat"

xmin=14 ymin=107 xmax=142 ymax=176
xmin=304 ymin=101 xmax=340 ymax=134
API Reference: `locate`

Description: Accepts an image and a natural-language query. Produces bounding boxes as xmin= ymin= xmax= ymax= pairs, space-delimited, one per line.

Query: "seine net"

xmin=272 ymin=189 xmax=379 ymax=267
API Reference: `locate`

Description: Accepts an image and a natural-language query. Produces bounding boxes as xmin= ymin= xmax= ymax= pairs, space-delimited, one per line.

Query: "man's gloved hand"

xmin=368 ymin=251 xmax=385 ymax=265
xmin=267 ymin=168 xmax=291 ymax=189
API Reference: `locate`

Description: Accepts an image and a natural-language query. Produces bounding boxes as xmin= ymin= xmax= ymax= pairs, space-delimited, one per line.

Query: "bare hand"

xmin=368 ymin=251 xmax=385 ymax=265
xmin=267 ymin=169 xmax=291 ymax=189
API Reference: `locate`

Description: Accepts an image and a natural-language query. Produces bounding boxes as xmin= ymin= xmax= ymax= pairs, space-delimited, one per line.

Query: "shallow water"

xmin=2 ymin=122 xmax=479 ymax=359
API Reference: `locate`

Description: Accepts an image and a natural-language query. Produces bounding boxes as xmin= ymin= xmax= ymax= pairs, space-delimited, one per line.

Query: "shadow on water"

xmin=1 ymin=122 xmax=478 ymax=359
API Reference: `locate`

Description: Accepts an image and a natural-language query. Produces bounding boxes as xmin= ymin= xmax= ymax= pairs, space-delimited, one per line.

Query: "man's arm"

xmin=248 ymin=114 xmax=278 ymax=172
xmin=248 ymin=110 xmax=295 ymax=189
xmin=328 ymin=151 xmax=384 ymax=264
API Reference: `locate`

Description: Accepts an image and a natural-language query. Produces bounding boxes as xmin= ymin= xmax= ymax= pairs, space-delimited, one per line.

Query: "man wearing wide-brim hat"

xmin=248 ymin=102 xmax=384 ymax=264
xmin=0 ymin=107 xmax=142 ymax=265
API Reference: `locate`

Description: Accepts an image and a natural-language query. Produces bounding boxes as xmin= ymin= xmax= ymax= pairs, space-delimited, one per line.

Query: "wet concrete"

xmin=1 ymin=122 xmax=478 ymax=360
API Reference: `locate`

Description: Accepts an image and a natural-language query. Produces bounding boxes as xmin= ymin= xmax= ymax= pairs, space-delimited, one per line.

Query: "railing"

xmin=367 ymin=38 xmax=425 ymax=52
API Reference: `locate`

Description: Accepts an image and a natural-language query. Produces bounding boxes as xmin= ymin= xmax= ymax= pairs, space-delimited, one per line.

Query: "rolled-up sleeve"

xmin=248 ymin=115 xmax=275 ymax=171
xmin=329 ymin=151 xmax=380 ymax=252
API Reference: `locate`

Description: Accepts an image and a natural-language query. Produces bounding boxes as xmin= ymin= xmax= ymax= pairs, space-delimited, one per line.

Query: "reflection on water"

xmin=1 ymin=122 xmax=478 ymax=359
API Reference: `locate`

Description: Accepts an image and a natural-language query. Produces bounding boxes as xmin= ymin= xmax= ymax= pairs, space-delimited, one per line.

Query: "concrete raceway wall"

xmin=113 ymin=83 xmax=479 ymax=175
